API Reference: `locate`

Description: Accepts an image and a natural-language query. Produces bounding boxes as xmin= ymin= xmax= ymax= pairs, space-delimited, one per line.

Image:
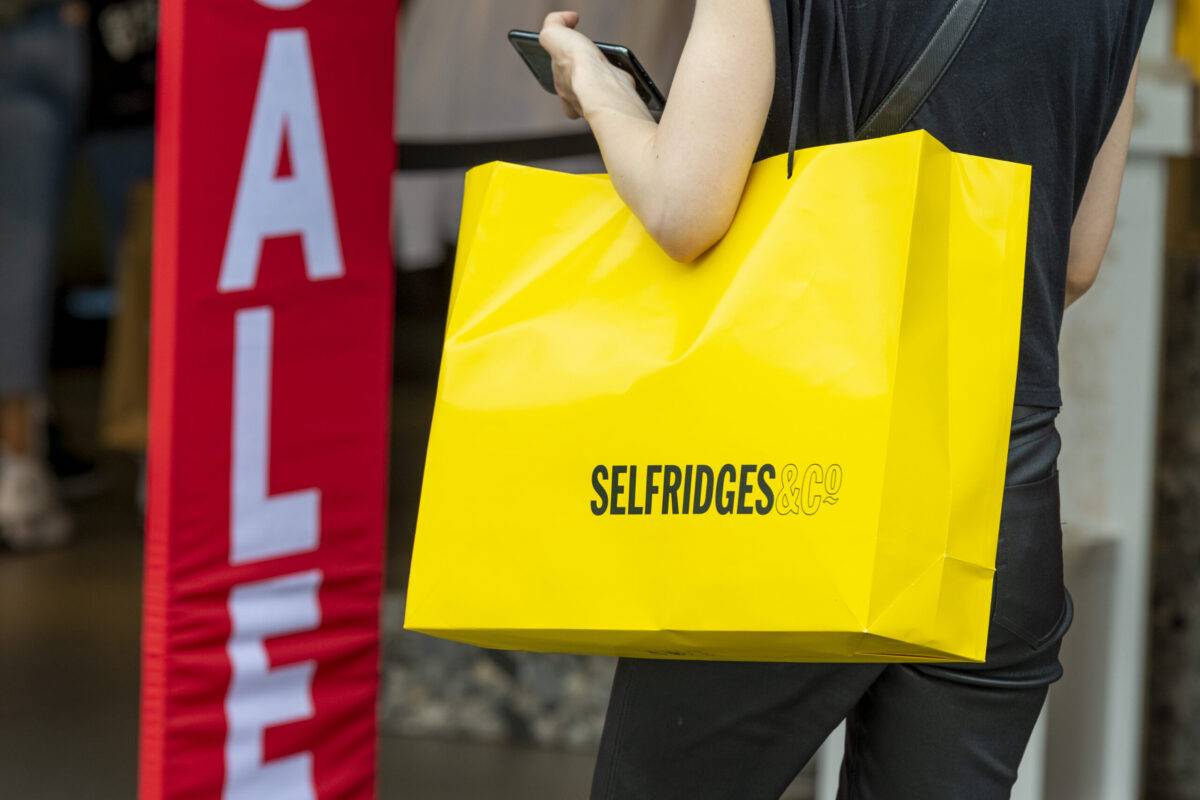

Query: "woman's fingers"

xmin=539 ymin=10 xmax=589 ymax=58
xmin=614 ymin=68 xmax=635 ymax=92
xmin=538 ymin=10 xmax=600 ymax=118
xmin=542 ymin=10 xmax=580 ymax=31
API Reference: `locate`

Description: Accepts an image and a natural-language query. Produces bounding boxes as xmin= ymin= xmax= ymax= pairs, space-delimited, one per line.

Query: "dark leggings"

xmin=592 ymin=406 xmax=1069 ymax=799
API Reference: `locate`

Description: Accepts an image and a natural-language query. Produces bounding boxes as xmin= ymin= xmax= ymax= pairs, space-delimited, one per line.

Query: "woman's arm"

xmin=1065 ymin=59 xmax=1139 ymax=308
xmin=539 ymin=3 xmax=775 ymax=262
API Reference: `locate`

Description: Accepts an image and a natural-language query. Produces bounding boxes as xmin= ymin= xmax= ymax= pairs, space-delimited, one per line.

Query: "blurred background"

xmin=1 ymin=1 xmax=1199 ymax=798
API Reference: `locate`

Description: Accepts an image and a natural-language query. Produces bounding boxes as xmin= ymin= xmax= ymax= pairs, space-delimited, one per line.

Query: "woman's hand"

xmin=538 ymin=11 xmax=648 ymax=122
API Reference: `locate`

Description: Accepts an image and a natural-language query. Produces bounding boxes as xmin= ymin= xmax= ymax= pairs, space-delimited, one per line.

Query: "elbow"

xmin=1064 ymin=259 xmax=1102 ymax=307
xmin=650 ymin=229 xmax=714 ymax=264
xmin=1064 ymin=275 xmax=1092 ymax=307
xmin=644 ymin=202 xmax=731 ymax=264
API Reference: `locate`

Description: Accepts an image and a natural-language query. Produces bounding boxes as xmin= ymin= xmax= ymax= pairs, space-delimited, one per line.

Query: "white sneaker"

xmin=0 ymin=452 xmax=73 ymax=551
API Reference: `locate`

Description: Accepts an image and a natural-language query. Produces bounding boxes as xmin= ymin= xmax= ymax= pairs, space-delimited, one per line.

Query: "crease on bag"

xmin=450 ymin=167 xmax=629 ymax=344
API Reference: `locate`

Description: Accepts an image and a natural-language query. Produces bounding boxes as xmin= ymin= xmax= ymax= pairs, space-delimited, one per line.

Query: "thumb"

xmin=543 ymin=10 xmax=580 ymax=30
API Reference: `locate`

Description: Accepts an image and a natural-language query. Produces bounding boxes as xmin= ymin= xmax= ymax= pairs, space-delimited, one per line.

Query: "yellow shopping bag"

xmin=405 ymin=130 xmax=1030 ymax=663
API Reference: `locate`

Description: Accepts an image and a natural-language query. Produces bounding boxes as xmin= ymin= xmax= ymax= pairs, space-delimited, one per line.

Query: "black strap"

xmin=856 ymin=0 xmax=988 ymax=140
xmin=784 ymin=0 xmax=815 ymax=178
xmin=786 ymin=0 xmax=988 ymax=177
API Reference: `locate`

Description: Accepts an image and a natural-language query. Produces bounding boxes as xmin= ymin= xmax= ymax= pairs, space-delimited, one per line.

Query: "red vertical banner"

xmin=140 ymin=2 xmax=396 ymax=798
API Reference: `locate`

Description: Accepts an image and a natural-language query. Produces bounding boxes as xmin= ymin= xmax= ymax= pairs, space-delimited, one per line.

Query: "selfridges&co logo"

xmin=589 ymin=463 xmax=843 ymax=517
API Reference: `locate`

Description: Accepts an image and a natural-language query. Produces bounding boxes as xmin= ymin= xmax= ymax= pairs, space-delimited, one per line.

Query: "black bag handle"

xmin=786 ymin=0 xmax=989 ymax=177
xmin=855 ymin=0 xmax=989 ymax=140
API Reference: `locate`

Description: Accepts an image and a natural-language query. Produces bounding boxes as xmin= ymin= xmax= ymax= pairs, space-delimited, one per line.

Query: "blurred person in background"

xmin=84 ymin=0 xmax=154 ymax=270
xmin=0 ymin=0 xmax=88 ymax=550
xmin=86 ymin=0 xmax=157 ymax=514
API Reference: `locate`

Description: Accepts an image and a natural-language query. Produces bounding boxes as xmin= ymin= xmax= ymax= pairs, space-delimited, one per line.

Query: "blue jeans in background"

xmin=84 ymin=125 xmax=154 ymax=275
xmin=0 ymin=5 xmax=87 ymax=396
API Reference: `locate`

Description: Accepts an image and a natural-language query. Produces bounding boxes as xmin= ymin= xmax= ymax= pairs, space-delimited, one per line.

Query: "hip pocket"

xmin=991 ymin=472 xmax=1067 ymax=650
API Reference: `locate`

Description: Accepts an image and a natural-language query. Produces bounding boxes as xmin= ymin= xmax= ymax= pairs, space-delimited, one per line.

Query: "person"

xmin=537 ymin=1 xmax=1151 ymax=797
xmin=0 ymin=0 xmax=89 ymax=550
xmin=85 ymin=0 xmax=158 ymax=514
xmin=84 ymin=0 xmax=156 ymax=273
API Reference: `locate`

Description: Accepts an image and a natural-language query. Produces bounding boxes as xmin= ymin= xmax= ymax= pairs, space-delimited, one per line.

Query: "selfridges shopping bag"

xmin=405 ymin=131 xmax=1030 ymax=662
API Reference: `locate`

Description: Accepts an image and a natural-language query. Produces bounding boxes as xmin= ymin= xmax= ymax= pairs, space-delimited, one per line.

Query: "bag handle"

xmin=785 ymin=0 xmax=990 ymax=177
xmin=856 ymin=0 xmax=989 ymax=140
xmin=786 ymin=0 xmax=854 ymax=178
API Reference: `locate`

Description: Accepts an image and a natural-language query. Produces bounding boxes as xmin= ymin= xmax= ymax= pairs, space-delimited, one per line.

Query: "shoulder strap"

xmin=855 ymin=0 xmax=989 ymax=140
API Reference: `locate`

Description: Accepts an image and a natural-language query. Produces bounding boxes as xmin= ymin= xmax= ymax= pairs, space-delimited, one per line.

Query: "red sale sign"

xmin=140 ymin=2 xmax=395 ymax=798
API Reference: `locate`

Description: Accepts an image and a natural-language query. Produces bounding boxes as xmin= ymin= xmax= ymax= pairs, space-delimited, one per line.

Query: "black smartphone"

xmin=508 ymin=29 xmax=666 ymax=119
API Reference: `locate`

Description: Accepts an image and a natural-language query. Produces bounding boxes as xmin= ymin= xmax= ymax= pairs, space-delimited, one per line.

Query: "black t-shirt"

xmin=758 ymin=0 xmax=1153 ymax=408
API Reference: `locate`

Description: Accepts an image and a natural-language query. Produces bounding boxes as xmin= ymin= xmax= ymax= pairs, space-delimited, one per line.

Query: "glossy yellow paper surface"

xmin=405 ymin=131 xmax=1030 ymax=663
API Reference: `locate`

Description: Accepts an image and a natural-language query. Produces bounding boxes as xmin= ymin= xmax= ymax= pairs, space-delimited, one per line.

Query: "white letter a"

xmin=219 ymin=29 xmax=344 ymax=293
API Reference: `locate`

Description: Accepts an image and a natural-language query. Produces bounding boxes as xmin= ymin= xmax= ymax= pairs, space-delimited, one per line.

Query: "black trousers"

xmin=591 ymin=407 xmax=1071 ymax=800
